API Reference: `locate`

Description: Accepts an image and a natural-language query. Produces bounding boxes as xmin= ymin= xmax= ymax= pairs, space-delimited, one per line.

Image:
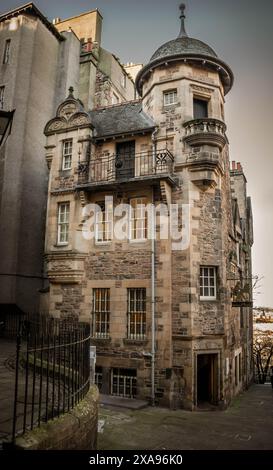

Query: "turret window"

xmin=163 ymin=89 xmax=177 ymax=106
xmin=62 ymin=139 xmax=73 ymax=170
xmin=193 ymin=98 xmax=208 ymax=119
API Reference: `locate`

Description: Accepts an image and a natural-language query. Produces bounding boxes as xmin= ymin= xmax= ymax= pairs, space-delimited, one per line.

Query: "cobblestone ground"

xmin=98 ymin=384 xmax=273 ymax=450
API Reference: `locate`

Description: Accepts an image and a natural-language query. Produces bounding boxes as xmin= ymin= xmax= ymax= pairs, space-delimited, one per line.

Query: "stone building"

xmin=0 ymin=2 xmax=135 ymax=313
xmin=43 ymin=5 xmax=253 ymax=409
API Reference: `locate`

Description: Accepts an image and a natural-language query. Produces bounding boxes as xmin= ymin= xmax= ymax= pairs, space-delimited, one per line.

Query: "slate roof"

xmin=150 ymin=36 xmax=218 ymax=64
xmin=89 ymin=101 xmax=156 ymax=139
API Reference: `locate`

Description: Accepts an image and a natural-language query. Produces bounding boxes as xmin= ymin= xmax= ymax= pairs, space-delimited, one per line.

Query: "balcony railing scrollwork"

xmin=183 ymin=118 xmax=227 ymax=150
xmin=77 ymin=149 xmax=174 ymax=186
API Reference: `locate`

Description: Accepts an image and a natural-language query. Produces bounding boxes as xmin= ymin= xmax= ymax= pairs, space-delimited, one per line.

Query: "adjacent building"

xmin=43 ymin=5 xmax=254 ymax=409
xmin=0 ymin=2 xmax=135 ymax=313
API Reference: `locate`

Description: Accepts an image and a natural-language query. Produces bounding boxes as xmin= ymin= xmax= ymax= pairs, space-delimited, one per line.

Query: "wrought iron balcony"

xmin=183 ymin=118 xmax=227 ymax=150
xmin=77 ymin=149 xmax=174 ymax=189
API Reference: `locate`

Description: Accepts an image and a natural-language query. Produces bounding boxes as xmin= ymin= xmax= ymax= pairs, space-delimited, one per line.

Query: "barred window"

xmin=3 ymin=39 xmax=11 ymax=64
xmin=163 ymin=89 xmax=177 ymax=106
xmin=111 ymin=368 xmax=137 ymax=398
xmin=130 ymin=198 xmax=147 ymax=241
xmin=95 ymin=201 xmax=113 ymax=243
xmin=127 ymin=288 xmax=146 ymax=340
xmin=200 ymin=266 xmax=217 ymax=300
xmin=62 ymin=140 xmax=73 ymax=170
xmin=0 ymin=86 xmax=5 ymax=110
xmin=93 ymin=288 xmax=110 ymax=339
xmin=57 ymin=202 xmax=70 ymax=245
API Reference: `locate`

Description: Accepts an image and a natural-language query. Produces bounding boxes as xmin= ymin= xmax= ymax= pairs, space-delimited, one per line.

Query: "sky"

xmin=1 ymin=0 xmax=272 ymax=307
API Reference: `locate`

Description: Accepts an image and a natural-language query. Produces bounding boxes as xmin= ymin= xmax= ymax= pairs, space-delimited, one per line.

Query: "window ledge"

xmin=200 ymin=297 xmax=217 ymax=302
xmin=92 ymin=337 xmax=111 ymax=343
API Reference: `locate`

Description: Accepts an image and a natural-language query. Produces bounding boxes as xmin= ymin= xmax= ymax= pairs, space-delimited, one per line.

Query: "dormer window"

xmin=62 ymin=139 xmax=73 ymax=170
xmin=163 ymin=89 xmax=177 ymax=106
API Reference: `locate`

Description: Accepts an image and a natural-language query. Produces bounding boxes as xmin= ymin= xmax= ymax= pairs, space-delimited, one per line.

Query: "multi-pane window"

xmin=111 ymin=368 xmax=137 ymax=398
xmin=200 ymin=267 xmax=217 ymax=300
xmin=62 ymin=140 xmax=73 ymax=170
xmin=0 ymin=86 xmax=5 ymax=110
xmin=130 ymin=198 xmax=147 ymax=241
xmin=3 ymin=39 xmax=11 ymax=64
xmin=95 ymin=201 xmax=113 ymax=243
xmin=127 ymin=288 xmax=146 ymax=340
xmin=92 ymin=288 xmax=110 ymax=339
xmin=163 ymin=89 xmax=177 ymax=106
xmin=57 ymin=202 xmax=70 ymax=245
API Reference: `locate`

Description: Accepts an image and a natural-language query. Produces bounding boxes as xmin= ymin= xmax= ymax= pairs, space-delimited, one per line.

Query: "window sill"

xmin=92 ymin=337 xmax=111 ymax=343
xmin=123 ymin=338 xmax=148 ymax=345
xmin=200 ymin=297 xmax=217 ymax=302
xmin=95 ymin=241 xmax=112 ymax=246
xmin=54 ymin=243 xmax=69 ymax=248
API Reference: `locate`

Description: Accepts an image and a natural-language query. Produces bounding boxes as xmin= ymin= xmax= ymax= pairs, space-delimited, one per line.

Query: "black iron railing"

xmin=77 ymin=149 xmax=174 ymax=185
xmin=11 ymin=316 xmax=91 ymax=443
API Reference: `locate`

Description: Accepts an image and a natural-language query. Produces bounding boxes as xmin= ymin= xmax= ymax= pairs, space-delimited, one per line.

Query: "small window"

xmin=57 ymin=202 xmax=70 ymax=245
xmin=92 ymin=288 xmax=110 ymax=339
xmin=200 ymin=266 xmax=217 ymax=300
xmin=0 ymin=86 xmax=5 ymax=110
xmin=163 ymin=90 xmax=177 ymax=106
xmin=3 ymin=39 xmax=11 ymax=64
xmin=129 ymin=197 xmax=147 ymax=241
xmin=193 ymin=98 xmax=208 ymax=119
xmin=95 ymin=201 xmax=113 ymax=243
xmin=112 ymin=92 xmax=119 ymax=105
xmin=95 ymin=366 xmax=103 ymax=391
xmin=62 ymin=140 xmax=73 ymax=170
xmin=127 ymin=288 xmax=146 ymax=340
xmin=236 ymin=241 xmax=241 ymax=266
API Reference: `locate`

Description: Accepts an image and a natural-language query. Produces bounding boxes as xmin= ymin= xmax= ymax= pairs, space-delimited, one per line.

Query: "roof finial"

xmin=178 ymin=3 xmax=188 ymax=38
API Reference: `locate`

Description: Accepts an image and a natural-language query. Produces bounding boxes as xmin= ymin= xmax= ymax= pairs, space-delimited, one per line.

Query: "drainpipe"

xmin=151 ymin=127 xmax=158 ymax=406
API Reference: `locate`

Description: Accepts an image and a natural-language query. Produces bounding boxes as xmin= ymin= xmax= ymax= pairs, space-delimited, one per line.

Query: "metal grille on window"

xmin=164 ymin=90 xmax=177 ymax=106
xmin=93 ymin=288 xmax=110 ymax=339
xmin=200 ymin=267 xmax=216 ymax=299
xmin=95 ymin=201 xmax=113 ymax=243
xmin=111 ymin=368 xmax=137 ymax=398
xmin=57 ymin=202 xmax=70 ymax=244
xmin=130 ymin=198 xmax=147 ymax=241
xmin=62 ymin=140 xmax=73 ymax=170
xmin=127 ymin=288 xmax=146 ymax=340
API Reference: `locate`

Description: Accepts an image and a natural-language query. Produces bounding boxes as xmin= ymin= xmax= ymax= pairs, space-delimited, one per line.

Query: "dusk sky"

xmin=1 ymin=0 xmax=272 ymax=307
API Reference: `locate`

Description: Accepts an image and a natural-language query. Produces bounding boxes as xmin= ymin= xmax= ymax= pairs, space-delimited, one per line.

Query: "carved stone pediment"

xmin=45 ymin=251 xmax=87 ymax=284
xmin=44 ymin=88 xmax=93 ymax=136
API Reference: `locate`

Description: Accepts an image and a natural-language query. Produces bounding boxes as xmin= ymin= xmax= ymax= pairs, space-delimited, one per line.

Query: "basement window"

xmin=111 ymin=368 xmax=137 ymax=398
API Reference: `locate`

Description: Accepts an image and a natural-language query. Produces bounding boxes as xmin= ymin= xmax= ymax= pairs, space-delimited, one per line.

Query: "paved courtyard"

xmin=98 ymin=384 xmax=273 ymax=450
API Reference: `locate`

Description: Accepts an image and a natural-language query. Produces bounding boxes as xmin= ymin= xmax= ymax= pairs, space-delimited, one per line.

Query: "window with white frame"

xmin=92 ymin=288 xmax=110 ymax=339
xmin=3 ymin=39 xmax=11 ymax=64
xmin=129 ymin=197 xmax=147 ymax=241
xmin=62 ymin=140 xmax=73 ymax=170
xmin=200 ymin=266 xmax=217 ymax=300
xmin=95 ymin=201 xmax=113 ymax=243
xmin=111 ymin=368 xmax=137 ymax=398
xmin=127 ymin=288 xmax=146 ymax=340
xmin=163 ymin=89 xmax=177 ymax=106
xmin=0 ymin=86 xmax=5 ymax=110
xmin=57 ymin=202 xmax=70 ymax=245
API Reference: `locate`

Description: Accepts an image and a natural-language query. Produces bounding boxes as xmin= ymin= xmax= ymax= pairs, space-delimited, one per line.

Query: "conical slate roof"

xmin=136 ymin=4 xmax=233 ymax=96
